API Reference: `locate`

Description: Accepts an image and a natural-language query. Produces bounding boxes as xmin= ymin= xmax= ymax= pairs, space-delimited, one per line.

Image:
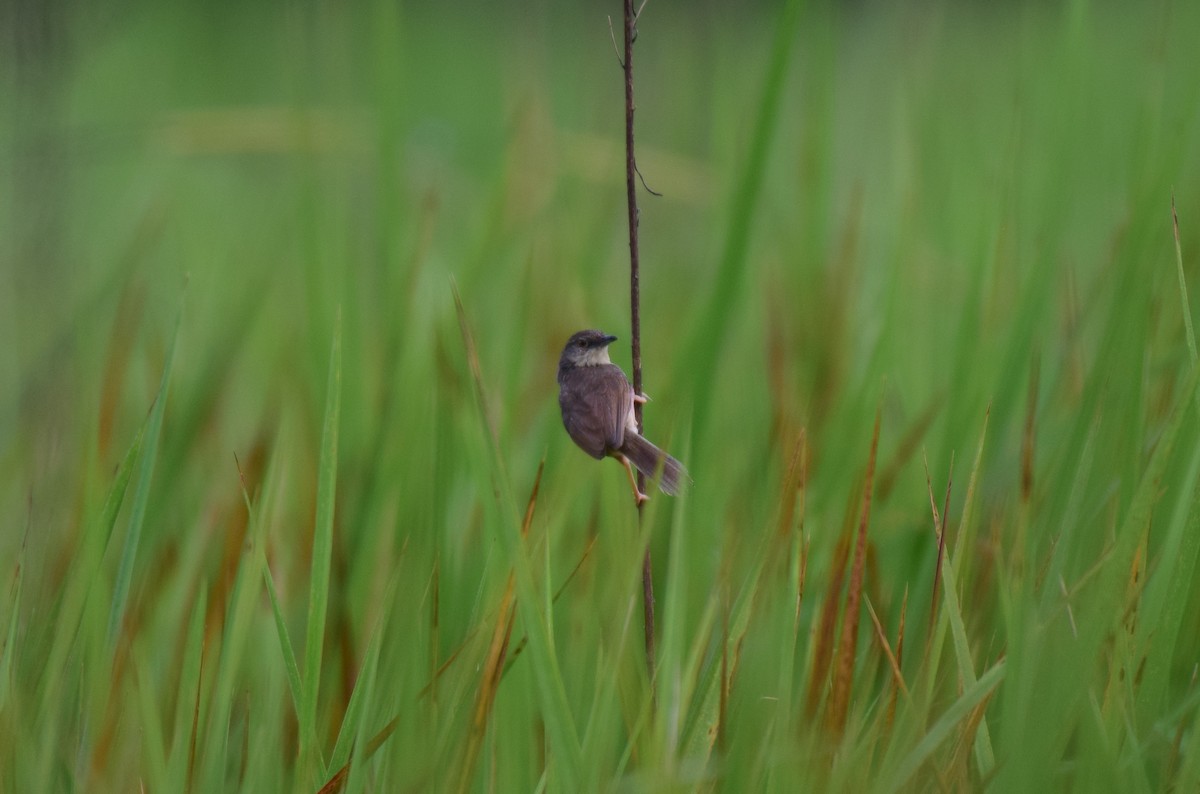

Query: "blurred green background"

xmin=3 ymin=0 xmax=1200 ymax=790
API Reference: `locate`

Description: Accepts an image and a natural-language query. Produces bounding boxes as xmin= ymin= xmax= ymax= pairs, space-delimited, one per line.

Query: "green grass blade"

xmin=452 ymin=284 xmax=584 ymax=787
xmin=96 ymin=425 xmax=149 ymax=551
xmin=942 ymin=409 xmax=996 ymax=775
xmin=1136 ymin=199 xmax=1200 ymax=718
xmin=167 ymin=583 xmax=207 ymax=789
xmin=1135 ymin=437 xmax=1200 ymax=717
xmin=327 ymin=575 xmax=397 ymax=776
xmin=133 ymin=642 xmax=170 ymax=790
xmin=884 ymin=659 xmax=1006 ymax=794
xmin=677 ymin=0 xmax=804 ymax=436
xmin=264 ymin=561 xmax=303 ymax=721
xmin=107 ymin=299 xmax=184 ymax=648
xmin=39 ymin=422 xmax=144 ymax=712
xmin=300 ymin=309 xmax=343 ymax=782
xmin=341 ymin=656 xmax=384 ymax=794
xmin=0 ymin=536 xmax=24 ymax=712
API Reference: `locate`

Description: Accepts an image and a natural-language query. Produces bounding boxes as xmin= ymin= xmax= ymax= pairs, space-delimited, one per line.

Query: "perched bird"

xmin=557 ymin=329 xmax=687 ymax=504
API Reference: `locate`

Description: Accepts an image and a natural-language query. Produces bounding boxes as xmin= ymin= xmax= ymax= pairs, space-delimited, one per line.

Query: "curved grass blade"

xmin=107 ymin=296 xmax=184 ymax=648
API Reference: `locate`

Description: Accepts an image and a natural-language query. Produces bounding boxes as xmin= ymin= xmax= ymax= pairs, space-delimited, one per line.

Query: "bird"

xmin=556 ymin=329 xmax=687 ymax=505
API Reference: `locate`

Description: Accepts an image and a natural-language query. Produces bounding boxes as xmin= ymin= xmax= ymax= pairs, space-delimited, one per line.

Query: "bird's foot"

xmin=618 ymin=453 xmax=651 ymax=507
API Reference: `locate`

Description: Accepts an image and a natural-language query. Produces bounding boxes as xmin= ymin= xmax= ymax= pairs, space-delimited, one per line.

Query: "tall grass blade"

xmin=454 ymin=460 xmax=542 ymax=793
xmin=679 ymin=0 xmax=804 ymax=436
xmin=263 ymin=563 xmax=303 ymax=721
xmin=133 ymin=642 xmax=169 ymax=790
xmin=805 ymin=488 xmax=856 ymax=718
xmin=936 ymin=409 xmax=996 ymax=776
xmin=452 ymin=283 xmax=583 ymax=788
xmin=826 ymin=407 xmax=881 ymax=738
xmin=239 ymin=447 xmax=303 ymax=723
xmin=300 ymin=309 xmax=344 ymax=782
xmin=107 ymin=298 xmax=184 ymax=648
xmin=166 ymin=584 xmax=206 ymax=789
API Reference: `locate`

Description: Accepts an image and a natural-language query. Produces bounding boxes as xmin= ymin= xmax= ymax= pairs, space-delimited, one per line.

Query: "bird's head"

xmin=559 ymin=329 xmax=618 ymax=369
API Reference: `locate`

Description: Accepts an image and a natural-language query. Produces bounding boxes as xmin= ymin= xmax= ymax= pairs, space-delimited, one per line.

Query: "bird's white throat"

xmin=579 ymin=346 xmax=613 ymax=367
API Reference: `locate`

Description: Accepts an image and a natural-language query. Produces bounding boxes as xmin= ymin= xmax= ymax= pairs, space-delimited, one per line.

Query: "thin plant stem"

xmin=621 ymin=0 xmax=655 ymax=692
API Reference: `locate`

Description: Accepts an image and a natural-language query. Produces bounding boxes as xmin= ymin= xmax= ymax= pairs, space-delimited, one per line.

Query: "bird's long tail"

xmin=621 ymin=433 xmax=689 ymax=496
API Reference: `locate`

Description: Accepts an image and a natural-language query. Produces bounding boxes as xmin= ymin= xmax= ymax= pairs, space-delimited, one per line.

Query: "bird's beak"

xmin=602 ymin=334 xmax=618 ymax=346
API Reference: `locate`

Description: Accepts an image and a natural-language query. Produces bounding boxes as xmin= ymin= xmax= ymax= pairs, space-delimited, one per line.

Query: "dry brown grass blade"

xmin=825 ymin=406 xmax=882 ymax=739
xmin=886 ymin=587 xmax=909 ymax=735
xmin=316 ymin=767 xmax=346 ymax=794
xmin=864 ymin=599 xmax=907 ymax=748
xmin=456 ymin=576 xmax=518 ymax=793
xmin=804 ymin=485 xmax=858 ymax=718
xmin=921 ymin=450 xmax=953 ymax=669
xmin=775 ymin=430 xmax=808 ymax=542
xmin=933 ymin=460 xmax=953 ymax=632
xmin=796 ymin=531 xmax=809 ymax=630
xmin=316 ymin=716 xmax=401 ymax=794
xmin=866 ymin=595 xmax=910 ymax=703
xmin=943 ymin=686 xmax=999 ymax=788
xmin=456 ymin=458 xmax=543 ymax=793
xmin=923 ymin=449 xmax=941 ymax=528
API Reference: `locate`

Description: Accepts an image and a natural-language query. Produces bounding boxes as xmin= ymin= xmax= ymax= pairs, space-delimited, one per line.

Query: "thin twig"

xmin=635 ymin=163 xmax=663 ymax=197
xmin=622 ymin=0 xmax=656 ymax=694
xmin=634 ymin=0 xmax=650 ymax=26
xmin=606 ymin=16 xmax=624 ymax=68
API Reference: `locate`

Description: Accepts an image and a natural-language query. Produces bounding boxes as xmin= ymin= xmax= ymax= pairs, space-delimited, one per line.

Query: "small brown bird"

xmin=557 ymin=329 xmax=687 ymax=504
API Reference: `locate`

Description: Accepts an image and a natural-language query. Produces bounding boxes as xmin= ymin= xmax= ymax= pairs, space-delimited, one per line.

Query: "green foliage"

xmin=2 ymin=1 xmax=1200 ymax=790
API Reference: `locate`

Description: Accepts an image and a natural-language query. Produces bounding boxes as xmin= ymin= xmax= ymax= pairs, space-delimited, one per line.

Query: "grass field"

xmin=4 ymin=0 xmax=1200 ymax=790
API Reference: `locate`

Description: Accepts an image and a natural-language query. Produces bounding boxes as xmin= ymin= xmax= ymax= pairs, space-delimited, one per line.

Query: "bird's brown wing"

xmin=559 ymin=364 xmax=632 ymax=459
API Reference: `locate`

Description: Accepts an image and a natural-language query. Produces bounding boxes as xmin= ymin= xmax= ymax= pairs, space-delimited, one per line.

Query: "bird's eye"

xmin=578 ymin=340 xmax=588 ymax=348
